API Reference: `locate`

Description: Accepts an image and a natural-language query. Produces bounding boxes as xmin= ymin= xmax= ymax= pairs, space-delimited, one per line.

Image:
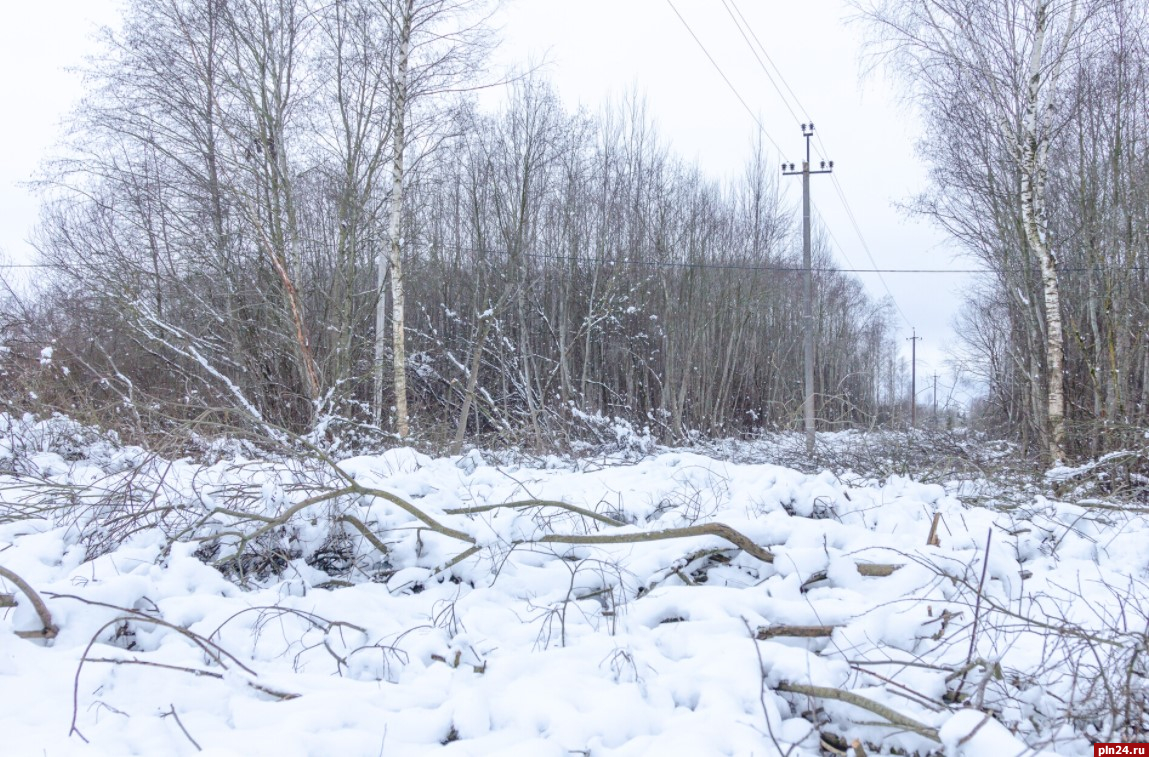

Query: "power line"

xmin=664 ymin=0 xmax=784 ymax=156
xmin=828 ymin=175 xmax=913 ymax=326
xmin=670 ymin=0 xmax=857 ymax=293
xmin=718 ymin=0 xmax=802 ymax=125
xmin=507 ymin=254 xmax=1149 ymax=275
xmin=812 ymin=203 xmax=857 ymax=270
xmin=726 ymin=0 xmax=812 ymax=121
xmin=3 ymin=258 xmax=1144 ymax=275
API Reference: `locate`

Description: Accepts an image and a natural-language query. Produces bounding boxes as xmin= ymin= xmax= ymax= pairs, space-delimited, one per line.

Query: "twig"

xmin=956 ymin=712 xmax=992 ymax=747
xmin=956 ymin=528 xmax=993 ymax=698
xmin=49 ymin=594 xmax=258 ymax=674
xmin=849 ymin=665 xmax=948 ymax=713
xmin=58 ymin=595 xmax=300 ymax=740
xmin=87 ymin=657 xmax=226 ymax=678
xmin=743 ymin=618 xmax=792 ymax=756
xmin=431 ymin=545 xmax=483 ymax=577
xmin=164 ymin=704 xmax=202 ymax=751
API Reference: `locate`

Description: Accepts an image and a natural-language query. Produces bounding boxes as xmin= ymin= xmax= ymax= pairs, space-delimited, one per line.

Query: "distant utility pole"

xmin=784 ymin=124 xmax=832 ymax=457
xmin=907 ymin=329 xmax=921 ymax=428
xmin=932 ymin=373 xmax=939 ymax=426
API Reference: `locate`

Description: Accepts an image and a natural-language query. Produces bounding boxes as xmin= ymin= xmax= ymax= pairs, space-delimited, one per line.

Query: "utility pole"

xmin=907 ymin=329 xmax=921 ymax=428
xmin=783 ymin=124 xmax=832 ymax=457
xmin=932 ymin=373 xmax=939 ymax=426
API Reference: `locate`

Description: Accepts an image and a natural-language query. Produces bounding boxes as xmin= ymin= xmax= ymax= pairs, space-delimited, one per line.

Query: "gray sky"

xmin=0 ymin=0 xmax=972 ymax=398
xmin=0 ymin=3 xmax=115 ymax=265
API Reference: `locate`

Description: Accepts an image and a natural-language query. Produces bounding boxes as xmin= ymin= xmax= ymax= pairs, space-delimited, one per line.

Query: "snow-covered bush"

xmin=568 ymin=407 xmax=656 ymax=458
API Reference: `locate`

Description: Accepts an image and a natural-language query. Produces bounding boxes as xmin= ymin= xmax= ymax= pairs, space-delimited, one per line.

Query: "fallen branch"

xmin=200 ymin=486 xmax=359 ymax=555
xmin=0 ymin=565 xmax=58 ymax=640
xmin=310 ymin=482 xmax=779 ymax=565
xmin=757 ymin=624 xmax=838 ymax=640
xmin=776 ymin=682 xmax=940 ymax=742
xmin=192 ymin=468 xmax=909 ymax=587
xmin=344 ymin=489 xmax=909 ymax=582
xmin=445 ymin=499 xmax=626 ymax=528
xmin=529 ymin=522 xmax=777 ymax=564
xmin=337 ymin=514 xmax=393 ymax=556
xmin=349 ymin=483 xmax=475 ymax=543
xmin=800 ymin=562 xmax=902 ymax=591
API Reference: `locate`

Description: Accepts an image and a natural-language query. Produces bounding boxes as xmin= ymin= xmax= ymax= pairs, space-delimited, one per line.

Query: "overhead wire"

xmin=726 ymin=0 xmax=812 ymax=121
xmin=717 ymin=0 xmax=803 ymax=125
xmin=827 ymin=176 xmax=913 ymax=325
xmin=667 ymin=0 xmax=896 ymax=315
xmin=6 ymin=257 xmax=1137 ymax=275
xmin=811 ymin=206 xmax=857 ymax=270
xmin=663 ymin=0 xmax=784 ymax=156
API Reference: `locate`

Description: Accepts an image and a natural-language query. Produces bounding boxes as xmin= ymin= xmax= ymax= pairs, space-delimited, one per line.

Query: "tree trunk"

xmin=1019 ymin=0 xmax=1077 ymax=463
xmin=377 ymin=0 xmax=414 ymax=436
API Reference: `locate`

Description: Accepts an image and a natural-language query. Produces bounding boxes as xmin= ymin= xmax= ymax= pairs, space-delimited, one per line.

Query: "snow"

xmin=1 ymin=415 xmax=1144 ymax=754
xmin=939 ymin=710 xmax=1060 ymax=756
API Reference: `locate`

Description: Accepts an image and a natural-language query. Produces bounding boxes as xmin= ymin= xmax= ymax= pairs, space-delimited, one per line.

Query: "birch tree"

xmin=1019 ymin=0 xmax=1080 ymax=462
xmin=370 ymin=0 xmax=496 ymax=436
xmin=857 ymin=0 xmax=1095 ymax=462
xmin=377 ymin=0 xmax=414 ymax=434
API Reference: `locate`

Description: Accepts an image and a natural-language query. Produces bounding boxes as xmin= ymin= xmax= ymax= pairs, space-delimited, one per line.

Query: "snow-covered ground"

xmin=2 ymin=414 xmax=1146 ymax=755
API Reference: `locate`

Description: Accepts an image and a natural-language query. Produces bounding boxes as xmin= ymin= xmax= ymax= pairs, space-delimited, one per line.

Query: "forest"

xmin=0 ymin=0 xmax=1143 ymax=467
xmin=3 ymin=0 xmax=909 ymax=455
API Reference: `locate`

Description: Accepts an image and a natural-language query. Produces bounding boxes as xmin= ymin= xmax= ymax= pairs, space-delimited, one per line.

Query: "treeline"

xmin=863 ymin=0 xmax=1149 ymax=459
xmin=3 ymin=0 xmax=903 ymax=450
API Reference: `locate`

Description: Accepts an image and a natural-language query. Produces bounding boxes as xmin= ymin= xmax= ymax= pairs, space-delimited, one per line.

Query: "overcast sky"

xmin=0 ymin=0 xmax=973 ymax=397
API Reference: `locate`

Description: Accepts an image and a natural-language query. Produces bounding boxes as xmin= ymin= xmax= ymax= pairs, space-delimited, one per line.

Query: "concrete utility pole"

xmin=932 ymin=373 xmax=939 ymax=426
xmin=784 ymin=124 xmax=832 ymax=457
xmin=907 ymin=329 xmax=921 ymax=428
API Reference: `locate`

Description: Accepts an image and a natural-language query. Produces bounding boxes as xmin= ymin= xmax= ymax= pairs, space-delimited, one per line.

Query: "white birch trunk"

xmin=1018 ymin=0 xmax=1076 ymax=463
xmin=375 ymin=0 xmax=414 ymax=436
